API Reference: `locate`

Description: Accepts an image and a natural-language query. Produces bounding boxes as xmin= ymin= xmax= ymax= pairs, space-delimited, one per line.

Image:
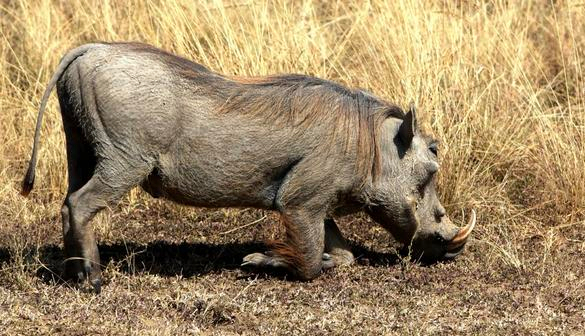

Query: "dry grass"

xmin=1 ymin=0 xmax=584 ymax=335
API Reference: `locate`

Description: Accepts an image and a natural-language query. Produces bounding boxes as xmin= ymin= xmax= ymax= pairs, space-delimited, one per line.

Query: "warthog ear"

xmin=399 ymin=103 xmax=417 ymax=147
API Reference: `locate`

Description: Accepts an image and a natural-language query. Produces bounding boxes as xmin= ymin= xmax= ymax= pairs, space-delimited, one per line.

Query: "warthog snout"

xmin=410 ymin=210 xmax=476 ymax=262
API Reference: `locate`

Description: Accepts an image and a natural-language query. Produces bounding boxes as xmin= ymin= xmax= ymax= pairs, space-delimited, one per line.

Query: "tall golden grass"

xmin=1 ymin=0 xmax=583 ymax=271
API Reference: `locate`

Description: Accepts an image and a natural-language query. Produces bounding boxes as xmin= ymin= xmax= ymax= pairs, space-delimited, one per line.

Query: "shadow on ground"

xmin=24 ymin=240 xmax=400 ymax=285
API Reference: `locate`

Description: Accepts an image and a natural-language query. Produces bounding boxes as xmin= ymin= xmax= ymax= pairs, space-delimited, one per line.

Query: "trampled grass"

xmin=0 ymin=1 xmax=584 ymax=334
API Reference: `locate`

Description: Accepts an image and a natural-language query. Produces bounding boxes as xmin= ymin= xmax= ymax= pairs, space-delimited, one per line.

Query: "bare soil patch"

xmin=1 ymin=203 xmax=583 ymax=335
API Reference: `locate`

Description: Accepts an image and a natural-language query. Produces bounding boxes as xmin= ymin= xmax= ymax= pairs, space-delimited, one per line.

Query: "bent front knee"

xmin=294 ymin=258 xmax=324 ymax=281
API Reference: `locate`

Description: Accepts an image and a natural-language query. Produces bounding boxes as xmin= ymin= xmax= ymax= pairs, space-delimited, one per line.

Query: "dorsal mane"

xmin=220 ymin=74 xmax=405 ymax=186
xmin=226 ymin=74 xmax=403 ymax=112
xmin=228 ymin=74 xmax=362 ymax=95
xmin=222 ymin=73 xmax=403 ymax=124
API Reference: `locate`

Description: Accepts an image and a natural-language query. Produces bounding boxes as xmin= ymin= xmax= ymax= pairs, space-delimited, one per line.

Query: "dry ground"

xmin=1 ymin=1 xmax=584 ymax=335
xmin=1 ymin=203 xmax=584 ymax=335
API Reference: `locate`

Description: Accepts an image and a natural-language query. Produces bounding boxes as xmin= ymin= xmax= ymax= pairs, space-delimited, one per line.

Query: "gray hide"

xmin=22 ymin=42 xmax=475 ymax=292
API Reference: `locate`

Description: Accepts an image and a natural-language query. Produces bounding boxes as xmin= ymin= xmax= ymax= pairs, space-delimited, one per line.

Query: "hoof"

xmin=65 ymin=258 xmax=102 ymax=293
xmin=91 ymin=278 xmax=102 ymax=294
xmin=322 ymin=253 xmax=335 ymax=270
xmin=241 ymin=252 xmax=287 ymax=269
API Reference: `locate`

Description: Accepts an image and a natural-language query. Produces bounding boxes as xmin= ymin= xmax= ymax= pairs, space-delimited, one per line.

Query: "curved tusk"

xmin=448 ymin=209 xmax=476 ymax=249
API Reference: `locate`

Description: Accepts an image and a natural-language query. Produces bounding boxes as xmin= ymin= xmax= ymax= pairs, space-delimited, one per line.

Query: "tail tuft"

xmin=21 ymin=163 xmax=35 ymax=197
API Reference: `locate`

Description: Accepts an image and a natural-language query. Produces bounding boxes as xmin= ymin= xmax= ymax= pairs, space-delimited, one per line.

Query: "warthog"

xmin=22 ymin=42 xmax=475 ymax=292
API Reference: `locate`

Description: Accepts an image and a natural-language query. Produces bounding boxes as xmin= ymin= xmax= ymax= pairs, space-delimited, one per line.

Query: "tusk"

xmin=448 ymin=209 xmax=476 ymax=249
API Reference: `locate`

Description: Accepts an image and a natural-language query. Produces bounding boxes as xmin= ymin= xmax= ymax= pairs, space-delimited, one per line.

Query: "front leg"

xmin=241 ymin=158 xmax=342 ymax=280
xmin=242 ymin=208 xmax=325 ymax=280
xmin=322 ymin=218 xmax=354 ymax=270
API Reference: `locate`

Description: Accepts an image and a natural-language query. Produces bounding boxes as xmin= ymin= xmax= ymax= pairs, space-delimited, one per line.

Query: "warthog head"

xmin=366 ymin=105 xmax=475 ymax=262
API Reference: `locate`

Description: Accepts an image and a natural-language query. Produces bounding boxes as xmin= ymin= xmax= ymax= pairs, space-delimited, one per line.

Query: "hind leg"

xmin=60 ymin=109 xmax=98 ymax=284
xmin=62 ymin=185 xmax=101 ymax=289
xmin=56 ymin=78 xmax=152 ymax=291
xmin=62 ymin=158 xmax=151 ymax=292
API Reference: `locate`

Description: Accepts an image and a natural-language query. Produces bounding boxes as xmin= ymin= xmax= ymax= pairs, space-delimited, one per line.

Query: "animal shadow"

xmin=31 ymin=240 xmax=401 ymax=285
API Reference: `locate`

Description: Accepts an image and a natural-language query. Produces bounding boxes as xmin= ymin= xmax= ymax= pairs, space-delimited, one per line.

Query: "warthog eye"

xmin=428 ymin=142 xmax=438 ymax=156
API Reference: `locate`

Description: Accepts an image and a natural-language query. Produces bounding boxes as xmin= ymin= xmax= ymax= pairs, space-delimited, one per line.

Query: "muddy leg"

xmin=242 ymin=208 xmax=326 ymax=280
xmin=60 ymin=109 xmax=98 ymax=286
xmin=322 ymin=218 xmax=354 ymax=269
xmin=62 ymin=176 xmax=108 ymax=291
xmin=242 ymin=156 xmax=339 ymax=279
xmin=62 ymin=159 xmax=150 ymax=292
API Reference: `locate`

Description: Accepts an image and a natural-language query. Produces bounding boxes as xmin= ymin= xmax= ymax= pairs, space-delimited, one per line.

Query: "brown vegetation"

xmin=1 ymin=0 xmax=583 ymax=334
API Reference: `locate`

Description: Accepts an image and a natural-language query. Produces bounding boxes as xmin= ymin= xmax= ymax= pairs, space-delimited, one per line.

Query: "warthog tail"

xmin=21 ymin=44 xmax=101 ymax=196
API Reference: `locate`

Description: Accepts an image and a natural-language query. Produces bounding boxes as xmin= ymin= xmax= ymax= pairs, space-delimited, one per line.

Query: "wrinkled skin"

xmin=366 ymin=110 xmax=475 ymax=262
xmin=21 ymin=43 xmax=474 ymax=292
